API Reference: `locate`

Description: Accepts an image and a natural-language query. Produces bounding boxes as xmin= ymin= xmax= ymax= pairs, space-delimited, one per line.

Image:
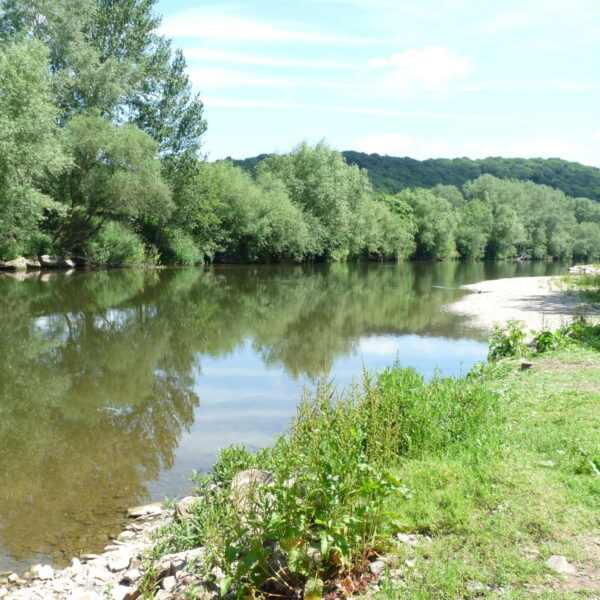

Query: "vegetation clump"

xmin=145 ymin=317 xmax=600 ymax=599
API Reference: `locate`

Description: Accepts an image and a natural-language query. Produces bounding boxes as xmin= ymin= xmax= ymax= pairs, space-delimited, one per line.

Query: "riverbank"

xmin=3 ymin=334 xmax=599 ymax=599
xmin=447 ymin=275 xmax=600 ymax=332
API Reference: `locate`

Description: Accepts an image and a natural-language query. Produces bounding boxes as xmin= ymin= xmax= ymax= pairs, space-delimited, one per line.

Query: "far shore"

xmin=446 ymin=275 xmax=599 ymax=333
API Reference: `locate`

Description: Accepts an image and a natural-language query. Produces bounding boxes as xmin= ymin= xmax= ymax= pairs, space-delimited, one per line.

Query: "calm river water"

xmin=0 ymin=261 xmax=567 ymax=572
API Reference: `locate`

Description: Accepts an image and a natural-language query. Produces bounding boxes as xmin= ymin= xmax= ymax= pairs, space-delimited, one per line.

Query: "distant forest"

xmin=233 ymin=153 xmax=600 ymax=201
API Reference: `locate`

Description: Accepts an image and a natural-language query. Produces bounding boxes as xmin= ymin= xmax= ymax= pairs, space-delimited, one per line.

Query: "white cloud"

xmin=505 ymin=138 xmax=577 ymax=157
xmin=419 ymin=139 xmax=447 ymax=154
xmin=594 ymin=131 xmax=600 ymax=141
xmin=369 ymin=46 xmax=474 ymax=89
xmin=354 ymin=133 xmax=412 ymax=155
xmin=159 ymin=12 xmax=377 ymax=43
xmin=184 ymin=49 xmax=353 ymax=70
xmin=203 ymin=97 xmax=527 ymax=123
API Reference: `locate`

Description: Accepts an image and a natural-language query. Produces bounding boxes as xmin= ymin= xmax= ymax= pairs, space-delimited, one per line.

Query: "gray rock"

xmin=7 ymin=574 xmax=18 ymax=583
xmin=117 ymin=530 xmax=136 ymax=542
xmin=37 ymin=565 xmax=54 ymax=580
xmin=60 ymin=259 xmax=76 ymax=269
xmin=0 ymin=257 xmax=27 ymax=270
xmin=70 ymin=592 xmax=102 ymax=600
xmin=121 ymin=568 xmax=141 ymax=584
xmin=546 ymin=554 xmax=576 ymax=575
xmin=231 ymin=469 xmax=275 ymax=516
xmin=108 ymin=585 xmax=133 ymax=600
xmin=40 ymin=254 xmax=63 ymax=268
xmin=466 ymin=581 xmax=485 ymax=592
xmin=126 ymin=502 xmax=163 ymax=518
xmin=162 ymin=575 xmax=176 ymax=591
xmin=0 ymin=588 xmax=7 ymax=599
xmin=369 ymin=559 xmax=387 ymax=576
xmin=25 ymin=256 xmax=41 ymax=269
xmin=108 ymin=550 xmax=132 ymax=572
xmin=396 ymin=533 xmax=420 ymax=546
xmin=175 ymin=496 xmax=200 ymax=521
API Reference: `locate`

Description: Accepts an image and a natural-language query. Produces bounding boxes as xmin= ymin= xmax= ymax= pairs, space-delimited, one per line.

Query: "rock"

xmin=154 ymin=591 xmax=171 ymax=600
xmin=466 ymin=581 xmax=485 ymax=592
xmin=117 ymin=530 xmax=136 ymax=542
xmin=0 ymin=588 xmax=7 ymax=599
xmin=539 ymin=460 xmax=556 ymax=468
xmin=25 ymin=256 xmax=41 ymax=269
xmin=29 ymin=565 xmax=54 ymax=579
xmin=162 ymin=575 xmax=176 ymax=591
xmin=519 ymin=360 xmax=534 ymax=371
xmin=546 ymin=554 xmax=576 ymax=575
xmin=405 ymin=558 xmax=415 ymax=568
xmin=175 ymin=496 xmax=200 ymax=521
xmin=108 ymin=585 xmax=133 ymax=600
xmin=108 ymin=550 xmax=133 ymax=572
xmin=80 ymin=554 xmax=101 ymax=561
xmin=40 ymin=254 xmax=63 ymax=268
xmin=71 ymin=557 xmax=83 ymax=572
xmin=396 ymin=533 xmax=420 ymax=546
xmin=369 ymin=559 xmax=387 ymax=576
xmin=121 ymin=569 xmax=141 ymax=584
xmin=70 ymin=592 xmax=102 ymax=600
xmin=0 ymin=257 xmax=27 ymax=270
xmin=60 ymin=258 xmax=76 ymax=269
xmin=126 ymin=502 xmax=163 ymax=518
xmin=7 ymin=574 xmax=18 ymax=583
xmin=231 ymin=469 xmax=275 ymax=516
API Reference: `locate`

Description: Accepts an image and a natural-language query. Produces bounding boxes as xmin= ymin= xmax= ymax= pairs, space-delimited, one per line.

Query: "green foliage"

xmin=54 ymin=112 xmax=172 ymax=252
xmin=0 ymin=38 xmax=67 ymax=258
xmin=156 ymin=367 xmax=499 ymax=598
xmin=488 ymin=321 xmax=528 ymax=360
xmin=397 ymin=189 xmax=456 ymax=260
xmin=84 ymin=220 xmax=147 ymax=265
xmin=488 ymin=316 xmax=600 ymax=360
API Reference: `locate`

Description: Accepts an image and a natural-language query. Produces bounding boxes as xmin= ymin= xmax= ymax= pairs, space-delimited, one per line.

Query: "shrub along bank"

xmin=140 ymin=320 xmax=600 ymax=599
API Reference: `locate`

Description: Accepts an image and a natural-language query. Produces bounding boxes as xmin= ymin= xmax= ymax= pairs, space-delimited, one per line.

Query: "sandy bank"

xmin=447 ymin=276 xmax=599 ymax=333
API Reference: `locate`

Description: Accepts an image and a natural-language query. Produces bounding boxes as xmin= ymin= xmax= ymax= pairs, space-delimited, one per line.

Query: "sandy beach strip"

xmin=446 ymin=276 xmax=599 ymax=333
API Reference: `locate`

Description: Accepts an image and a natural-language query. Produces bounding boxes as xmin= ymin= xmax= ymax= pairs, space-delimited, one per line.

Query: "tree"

xmin=0 ymin=38 xmax=67 ymax=258
xmin=397 ymin=189 xmax=456 ymax=260
xmin=52 ymin=112 xmax=172 ymax=252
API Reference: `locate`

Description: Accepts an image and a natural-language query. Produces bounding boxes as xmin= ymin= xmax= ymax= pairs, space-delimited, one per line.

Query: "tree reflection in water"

xmin=0 ymin=261 xmax=566 ymax=571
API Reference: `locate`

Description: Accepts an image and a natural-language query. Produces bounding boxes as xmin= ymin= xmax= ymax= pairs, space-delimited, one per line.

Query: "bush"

xmin=154 ymin=368 xmax=499 ymax=598
xmin=85 ymin=221 xmax=146 ymax=265
xmin=160 ymin=227 xmax=203 ymax=265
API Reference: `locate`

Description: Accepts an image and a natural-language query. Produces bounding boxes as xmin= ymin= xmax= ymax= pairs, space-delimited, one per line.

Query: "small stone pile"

xmin=0 ymin=255 xmax=92 ymax=272
xmin=569 ymin=264 xmax=600 ymax=276
xmin=0 ymin=500 xmax=218 ymax=600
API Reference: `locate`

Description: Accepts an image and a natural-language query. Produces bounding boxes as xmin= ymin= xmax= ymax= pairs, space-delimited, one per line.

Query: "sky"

xmin=156 ymin=0 xmax=600 ymax=165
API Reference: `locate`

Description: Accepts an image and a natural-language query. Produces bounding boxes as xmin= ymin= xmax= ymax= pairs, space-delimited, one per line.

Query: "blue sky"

xmin=156 ymin=0 xmax=600 ymax=165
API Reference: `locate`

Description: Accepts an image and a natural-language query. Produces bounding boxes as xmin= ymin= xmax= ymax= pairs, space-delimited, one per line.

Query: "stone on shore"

xmin=546 ymin=554 xmax=576 ymax=575
xmin=126 ymin=502 xmax=163 ymax=518
xmin=0 ymin=257 xmax=27 ymax=270
xmin=175 ymin=496 xmax=201 ymax=521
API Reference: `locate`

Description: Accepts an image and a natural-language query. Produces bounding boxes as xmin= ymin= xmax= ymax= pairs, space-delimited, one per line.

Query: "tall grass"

xmin=153 ymin=367 xmax=500 ymax=599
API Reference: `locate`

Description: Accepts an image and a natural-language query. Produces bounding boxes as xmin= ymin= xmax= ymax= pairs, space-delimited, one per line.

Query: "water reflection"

xmin=0 ymin=261 xmax=567 ymax=571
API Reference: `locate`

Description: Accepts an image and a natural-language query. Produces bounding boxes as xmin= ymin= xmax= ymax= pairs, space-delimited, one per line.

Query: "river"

xmin=0 ymin=260 xmax=567 ymax=573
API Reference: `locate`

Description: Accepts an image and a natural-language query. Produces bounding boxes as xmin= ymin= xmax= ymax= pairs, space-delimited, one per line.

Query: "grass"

xmin=149 ymin=325 xmax=600 ymax=599
xmin=368 ymin=344 xmax=600 ymax=600
xmin=559 ymin=271 xmax=600 ymax=304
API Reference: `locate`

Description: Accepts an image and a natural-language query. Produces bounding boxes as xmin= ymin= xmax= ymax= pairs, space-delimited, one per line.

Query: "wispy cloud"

xmin=369 ymin=46 xmax=474 ymax=89
xmin=183 ymin=49 xmax=354 ymax=70
xmin=159 ymin=12 xmax=378 ymax=43
xmin=203 ymin=97 xmax=530 ymax=123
